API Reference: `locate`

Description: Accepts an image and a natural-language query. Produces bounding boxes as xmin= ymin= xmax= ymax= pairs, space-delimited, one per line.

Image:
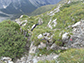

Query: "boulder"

xmin=38 ymin=18 xmax=43 ymax=25
xmin=47 ymin=18 xmax=57 ymax=29
xmin=47 ymin=19 xmax=52 ymax=29
xmin=0 ymin=60 xmax=3 ymax=63
xmin=62 ymin=32 xmax=70 ymax=42
xmin=43 ymin=32 xmax=50 ymax=36
xmin=50 ymin=43 xmax=68 ymax=50
xmin=37 ymin=34 xmax=43 ymax=39
xmin=29 ymin=42 xmax=37 ymax=54
xmin=16 ymin=56 xmax=27 ymax=63
xmin=48 ymin=4 xmax=61 ymax=16
xmin=72 ymin=21 xmax=81 ymax=28
xmin=1 ymin=57 xmax=13 ymax=63
xmin=67 ymin=0 xmax=71 ymax=4
xmin=20 ymin=15 xmax=23 ymax=18
xmin=52 ymin=19 xmax=57 ymax=27
xmin=15 ymin=19 xmax=27 ymax=26
xmin=50 ymin=43 xmax=60 ymax=50
xmin=38 ymin=42 xmax=46 ymax=49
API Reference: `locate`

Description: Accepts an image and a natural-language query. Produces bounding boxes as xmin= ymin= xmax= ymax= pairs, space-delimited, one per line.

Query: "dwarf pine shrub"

xmin=0 ymin=20 xmax=27 ymax=60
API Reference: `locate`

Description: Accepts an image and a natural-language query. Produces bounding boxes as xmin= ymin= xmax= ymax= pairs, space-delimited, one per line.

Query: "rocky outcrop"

xmin=47 ymin=18 xmax=57 ymax=29
xmin=1 ymin=57 xmax=13 ymax=63
xmin=15 ymin=53 xmax=59 ymax=63
xmin=37 ymin=34 xmax=43 ymax=39
xmin=64 ymin=20 xmax=84 ymax=48
xmin=38 ymin=42 xmax=46 ymax=49
xmin=62 ymin=32 xmax=70 ymax=43
xmin=15 ymin=19 xmax=27 ymax=26
xmin=29 ymin=42 xmax=37 ymax=54
xmin=38 ymin=18 xmax=43 ymax=25
xmin=47 ymin=4 xmax=61 ymax=16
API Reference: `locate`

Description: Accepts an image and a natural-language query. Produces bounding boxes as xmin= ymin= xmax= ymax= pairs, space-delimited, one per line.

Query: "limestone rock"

xmin=1 ymin=57 xmax=13 ymax=63
xmin=67 ymin=0 xmax=71 ymax=4
xmin=43 ymin=32 xmax=50 ymax=36
xmin=37 ymin=34 xmax=43 ymax=39
xmin=72 ymin=21 xmax=81 ymax=28
xmin=29 ymin=42 xmax=37 ymax=54
xmin=16 ymin=56 xmax=27 ymax=63
xmin=20 ymin=15 xmax=23 ymax=18
xmin=65 ymin=20 xmax=84 ymax=48
xmin=15 ymin=19 xmax=27 ymax=26
xmin=47 ymin=19 xmax=52 ymax=29
xmin=47 ymin=18 xmax=57 ymax=29
xmin=52 ymin=19 xmax=57 ymax=27
xmin=48 ymin=4 xmax=61 ymax=16
xmin=53 ymin=55 xmax=59 ymax=59
xmin=38 ymin=42 xmax=46 ymax=49
xmin=0 ymin=60 xmax=3 ymax=63
xmin=38 ymin=18 xmax=43 ymax=25
xmin=62 ymin=32 xmax=70 ymax=42
xmin=50 ymin=43 xmax=60 ymax=50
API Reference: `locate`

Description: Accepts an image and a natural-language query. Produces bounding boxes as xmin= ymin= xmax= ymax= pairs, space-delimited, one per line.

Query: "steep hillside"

xmin=0 ymin=0 xmax=61 ymax=14
xmin=29 ymin=5 xmax=55 ymax=16
xmin=1 ymin=0 xmax=84 ymax=63
xmin=0 ymin=0 xmax=61 ymax=22
xmin=14 ymin=0 xmax=84 ymax=62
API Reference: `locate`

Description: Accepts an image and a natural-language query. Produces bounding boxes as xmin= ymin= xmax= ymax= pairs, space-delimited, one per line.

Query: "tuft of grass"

xmin=57 ymin=48 xmax=84 ymax=63
xmin=37 ymin=48 xmax=84 ymax=63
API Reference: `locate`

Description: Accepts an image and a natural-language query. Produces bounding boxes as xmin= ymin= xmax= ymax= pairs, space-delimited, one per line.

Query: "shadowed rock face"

xmin=0 ymin=0 xmax=61 ymax=14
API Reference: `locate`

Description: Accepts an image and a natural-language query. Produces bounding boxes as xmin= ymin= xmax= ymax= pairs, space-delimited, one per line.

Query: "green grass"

xmin=29 ymin=5 xmax=55 ymax=16
xmin=11 ymin=0 xmax=84 ymax=57
xmin=18 ymin=0 xmax=84 ymax=47
xmin=57 ymin=48 xmax=84 ymax=63
xmin=37 ymin=48 xmax=84 ymax=63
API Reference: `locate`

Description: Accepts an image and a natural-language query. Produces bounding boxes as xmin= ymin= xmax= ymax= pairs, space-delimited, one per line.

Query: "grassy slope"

xmin=19 ymin=0 xmax=84 ymax=45
xmin=18 ymin=0 xmax=84 ymax=62
xmin=38 ymin=48 xmax=84 ymax=63
xmin=29 ymin=5 xmax=56 ymax=16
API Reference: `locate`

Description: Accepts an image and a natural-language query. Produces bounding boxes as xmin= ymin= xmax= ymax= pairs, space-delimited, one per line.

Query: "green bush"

xmin=0 ymin=21 xmax=27 ymax=60
xmin=0 ymin=20 xmax=20 ymax=30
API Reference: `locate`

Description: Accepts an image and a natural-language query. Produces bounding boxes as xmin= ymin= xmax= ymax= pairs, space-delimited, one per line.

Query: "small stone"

xmin=29 ymin=42 xmax=37 ymax=54
xmin=38 ymin=18 xmax=43 ymax=25
xmin=53 ymin=55 xmax=59 ymax=59
xmin=37 ymin=34 xmax=43 ymax=39
xmin=20 ymin=15 xmax=23 ymax=18
xmin=62 ymin=32 xmax=69 ymax=42
xmin=72 ymin=21 xmax=81 ymax=28
xmin=50 ymin=43 xmax=60 ymax=50
xmin=38 ymin=42 xmax=46 ymax=49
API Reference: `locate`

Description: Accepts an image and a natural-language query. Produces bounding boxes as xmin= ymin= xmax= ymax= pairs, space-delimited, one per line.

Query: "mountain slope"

xmin=14 ymin=0 xmax=84 ymax=62
xmin=0 ymin=0 xmax=61 ymax=14
xmin=1 ymin=0 xmax=84 ymax=63
xmin=15 ymin=0 xmax=84 ymax=46
xmin=0 ymin=0 xmax=61 ymax=22
xmin=30 ymin=5 xmax=56 ymax=16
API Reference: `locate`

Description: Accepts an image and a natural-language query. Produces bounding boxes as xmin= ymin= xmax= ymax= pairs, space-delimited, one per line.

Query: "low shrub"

xmin=0 ymin=20 xmax=27 ymax=60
